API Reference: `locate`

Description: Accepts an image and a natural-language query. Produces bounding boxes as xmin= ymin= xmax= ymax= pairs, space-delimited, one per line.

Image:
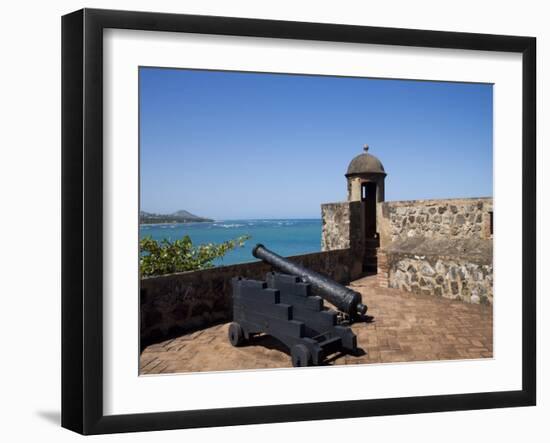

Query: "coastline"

xmin=139 ymin=220 xmax=214 ymax=226
xmin=139 ymin=218 xmax=322 ymax=227
xmin=139 ymin=218 xmax=323 ymax=266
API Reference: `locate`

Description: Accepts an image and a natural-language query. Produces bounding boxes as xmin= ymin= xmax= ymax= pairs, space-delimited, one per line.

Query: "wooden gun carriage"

xmin=228 ymin=244 xmax=367 ymax=367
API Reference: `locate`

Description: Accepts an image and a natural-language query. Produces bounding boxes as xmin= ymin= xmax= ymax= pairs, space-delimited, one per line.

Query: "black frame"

xmin=62 ymin=8 xmax=536 ymax=435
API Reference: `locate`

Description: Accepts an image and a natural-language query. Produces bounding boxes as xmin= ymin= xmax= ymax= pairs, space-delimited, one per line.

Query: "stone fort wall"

xmin=376 ymin=197 xmax=493 ymax=304
xmin=321 ymin=201 xmax=364 ymax=252
xmin=140 ymin=248 xmax=362 ymax=345
xmin=377 ymin=247 xmax=493 ymax=304
xmin=377 ymin=197 xmax=493 ymax=246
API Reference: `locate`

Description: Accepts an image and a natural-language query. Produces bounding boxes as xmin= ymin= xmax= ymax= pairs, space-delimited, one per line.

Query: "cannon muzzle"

xmin=252 ymin=244 xmax=367 ymax=318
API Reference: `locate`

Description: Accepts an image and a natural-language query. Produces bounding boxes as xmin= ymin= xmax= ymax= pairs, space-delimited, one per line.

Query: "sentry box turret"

xmin=228 ymin=245 xmax=365 ymax=367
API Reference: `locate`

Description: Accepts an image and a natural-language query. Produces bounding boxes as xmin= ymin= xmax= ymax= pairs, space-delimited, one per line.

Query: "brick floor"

xmin=140 ymin=275 xmax=493 ymax=374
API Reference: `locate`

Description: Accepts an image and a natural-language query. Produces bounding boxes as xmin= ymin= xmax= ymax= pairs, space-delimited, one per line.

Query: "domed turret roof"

xmin=346 ymin=145 xmax=385 ymax=176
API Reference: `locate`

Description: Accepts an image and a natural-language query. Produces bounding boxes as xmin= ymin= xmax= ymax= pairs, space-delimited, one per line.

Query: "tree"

xmin=139 ymin=234 xmax=251 ymax=277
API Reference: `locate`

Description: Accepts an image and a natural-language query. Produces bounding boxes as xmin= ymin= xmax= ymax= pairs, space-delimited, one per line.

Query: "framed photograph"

xmin=61 ymin=8 xmax=536 ymax=434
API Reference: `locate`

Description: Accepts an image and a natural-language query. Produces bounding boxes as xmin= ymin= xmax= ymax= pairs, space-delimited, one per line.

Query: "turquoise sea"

xmin=139 ymin=219 xmax=322 ymax=266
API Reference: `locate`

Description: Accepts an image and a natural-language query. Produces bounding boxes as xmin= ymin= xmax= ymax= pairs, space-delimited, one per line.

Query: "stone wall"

xmin=321 ymin=201 xmax=363 ymax=252
xmin=376 ymin=197 xmax=493 ymax=304
xmin=378 ymin=197 xmax=493 ymax=248
xmin=379 ymin=246 xmax=493 ymax=304
xmin=140 ymin=248 xmax=362 ymax=345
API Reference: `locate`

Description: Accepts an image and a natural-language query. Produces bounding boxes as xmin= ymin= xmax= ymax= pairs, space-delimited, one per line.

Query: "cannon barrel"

xmin=252 ymin=244 xmax=367 ymax=318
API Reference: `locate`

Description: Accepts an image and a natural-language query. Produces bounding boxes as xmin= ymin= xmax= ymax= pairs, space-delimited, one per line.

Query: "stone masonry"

xmin=384 ymin=249 xmax=493 ymax=304
xmin=321 ymin=201 xmax=363 ymax=252
xmin=378 ymin=197 xmax=493 ymax=244
xmin=376 ymin=198 xmax=493 ymax=304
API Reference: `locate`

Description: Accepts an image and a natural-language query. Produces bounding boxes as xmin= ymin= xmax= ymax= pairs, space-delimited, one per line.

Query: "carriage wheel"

xmin=228 ymin=322 xmax=245 ymax=347
xmin=291 ymin=344 xmax=312 ymax=367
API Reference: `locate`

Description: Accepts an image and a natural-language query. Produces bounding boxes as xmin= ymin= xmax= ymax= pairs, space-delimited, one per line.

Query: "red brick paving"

xmin=140 ymin=275 xmax=493 ymax=374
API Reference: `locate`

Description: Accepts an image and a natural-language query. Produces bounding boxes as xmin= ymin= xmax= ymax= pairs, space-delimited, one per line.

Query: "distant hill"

xmin=139 ymin=210 xmax=214 ymax=224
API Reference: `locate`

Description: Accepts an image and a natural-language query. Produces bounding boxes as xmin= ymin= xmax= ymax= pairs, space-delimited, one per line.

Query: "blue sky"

xmin=140 ymin=67 xmax=492 ymax=219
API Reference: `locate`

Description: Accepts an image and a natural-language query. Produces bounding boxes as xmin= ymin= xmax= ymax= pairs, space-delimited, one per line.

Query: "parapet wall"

xmin=321 ymin=201 xmax=363 ymax=252
xmin=378 ymin=245 xmax=493 ymax=304
xmin=140 ymin=248 xmax=362 ymax=345
xmin=377 ymin=197 xmax=493 ymax=304
xmin=378 ymin=197 xmax=493 ymax=248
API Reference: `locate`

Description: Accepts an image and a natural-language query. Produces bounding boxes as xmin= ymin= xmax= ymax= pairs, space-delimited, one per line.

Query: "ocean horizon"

xmin=139 ymin=218 xmax=322 ymax=266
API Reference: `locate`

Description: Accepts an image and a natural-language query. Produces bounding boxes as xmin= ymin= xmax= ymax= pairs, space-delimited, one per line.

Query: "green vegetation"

xmin=140 ymin=234 xmax=251 ymax=277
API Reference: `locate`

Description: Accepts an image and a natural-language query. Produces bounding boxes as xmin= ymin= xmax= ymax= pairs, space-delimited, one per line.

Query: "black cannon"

xmin=252 ymin=244 xmax=367 ymax=319
xmin=228 ymin=245 xmax=365 ymax=367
